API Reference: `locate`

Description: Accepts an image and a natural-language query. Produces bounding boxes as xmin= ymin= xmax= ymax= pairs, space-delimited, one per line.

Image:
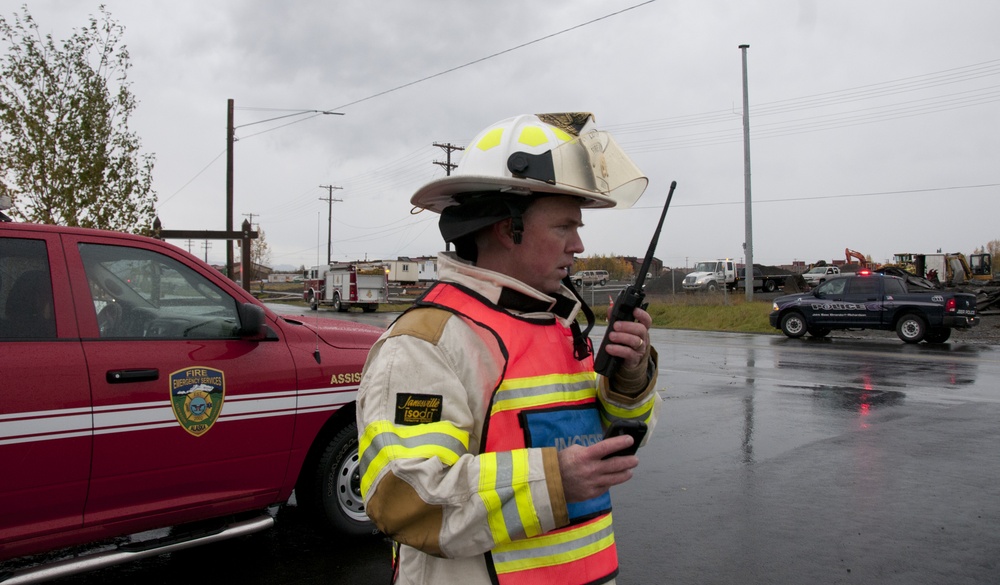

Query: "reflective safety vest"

xmin=417 ymin=282 xmax=619 ymax=585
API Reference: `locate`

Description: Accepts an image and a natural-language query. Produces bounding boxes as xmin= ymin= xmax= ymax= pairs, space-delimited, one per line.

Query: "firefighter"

xmin=357 ymin=113 xmax=660 ymax=585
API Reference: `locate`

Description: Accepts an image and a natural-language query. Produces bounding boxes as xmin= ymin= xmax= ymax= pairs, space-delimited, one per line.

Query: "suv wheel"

xmin=780 ymin=312 xmax=807 ymax=338
xmin=896 ymin=313 xmax=927 ymax=343
xmin=924 ymin=327 xmax=951 ymax=344
xmin=298 ymin=422 xmax=378 ymax=538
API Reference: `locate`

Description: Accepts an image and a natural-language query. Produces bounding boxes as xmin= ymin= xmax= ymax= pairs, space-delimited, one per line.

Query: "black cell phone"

xmin=601 ymin=420 xmax=648 ymax=459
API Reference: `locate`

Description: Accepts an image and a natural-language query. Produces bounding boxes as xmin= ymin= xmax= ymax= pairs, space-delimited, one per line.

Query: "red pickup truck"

xmin=0 ymin=221 xmax=383 ymax=582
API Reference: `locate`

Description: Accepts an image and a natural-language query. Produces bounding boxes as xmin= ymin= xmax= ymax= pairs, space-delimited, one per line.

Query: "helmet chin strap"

xmin=562 ymin=275 xmax=595 ymax=361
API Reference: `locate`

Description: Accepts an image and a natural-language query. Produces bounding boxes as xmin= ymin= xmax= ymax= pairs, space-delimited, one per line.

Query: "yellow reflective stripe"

xmin=511 ymin=450 xmax=542 ymax=539
xmin=492 ymin=388 xmax=595 ymax=414
xmin=498 ymin=532 xmax=614 ymax=573
xmin=479 ymin=452 xmax=509 ymax=543
xmin=493 ymin=513 xmax=615 ymax=573
xmin=502 ymin=371 xmax=595 ymax=391
xmin=359 ymin=420 xmax=469 ymax=496
xmin=478 ymin=450 xmax=543 ymax=544
xmin=601 ymin=395 xmax=655 ymax=423
xmin=491 ymin=372 xmax=597 ymax=414
xmin=551 ymin=127 xmax=572 ymax=142
xmin=517 ymin=125 xmax=549 ymax=147
xmin=476 ymin=127 xmax=504 ymax=151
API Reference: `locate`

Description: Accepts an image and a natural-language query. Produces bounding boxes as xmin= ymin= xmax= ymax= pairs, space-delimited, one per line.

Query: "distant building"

xmin=621 ymin=256 xmax=664 ymax=279
xmin=229 ymin=262 xmax=272 ymax=282
xmin=415 ymin=256 xmax=438 ymax=282
xmin=385 ymin=257 xmax=419 ymax=285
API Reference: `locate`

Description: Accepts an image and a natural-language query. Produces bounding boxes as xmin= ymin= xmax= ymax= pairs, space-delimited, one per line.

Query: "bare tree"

xmin=251 ymin=225 xmax=271 ymax=281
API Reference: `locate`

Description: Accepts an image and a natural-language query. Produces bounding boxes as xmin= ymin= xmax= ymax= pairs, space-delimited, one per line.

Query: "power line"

xmin=238 ymin=1 xmax=659 ymax=137
xmin=630 ymin=183 xmax=1000 ymax=209
xmin=609 ymin=59 xmax=1000 ymax=153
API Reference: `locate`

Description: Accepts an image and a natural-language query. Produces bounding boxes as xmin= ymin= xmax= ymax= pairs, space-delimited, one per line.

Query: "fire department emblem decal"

xmin=170 ymin=367 xmax=225 ymax=437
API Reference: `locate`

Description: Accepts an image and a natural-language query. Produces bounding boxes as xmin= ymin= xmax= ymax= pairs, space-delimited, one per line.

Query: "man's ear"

xmin=492 ymin=218 xmax=517 ymax=250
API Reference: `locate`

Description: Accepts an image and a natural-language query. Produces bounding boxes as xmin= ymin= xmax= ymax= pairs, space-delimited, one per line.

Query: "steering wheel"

xmin=97 ymin=302 xmax=123 ymax=337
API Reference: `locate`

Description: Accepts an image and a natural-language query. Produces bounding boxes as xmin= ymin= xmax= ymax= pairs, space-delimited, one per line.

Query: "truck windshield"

xmin=694 ymin=262 xmax=718 ymax=272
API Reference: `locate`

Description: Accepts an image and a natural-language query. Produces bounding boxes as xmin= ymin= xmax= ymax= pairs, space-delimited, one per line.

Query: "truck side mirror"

xmin=238 ymin=302 xmax=271 ymax=340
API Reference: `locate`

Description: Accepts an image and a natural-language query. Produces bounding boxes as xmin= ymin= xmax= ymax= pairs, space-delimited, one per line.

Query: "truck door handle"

xmin=106 ymin=369 xmax=160 ymax=384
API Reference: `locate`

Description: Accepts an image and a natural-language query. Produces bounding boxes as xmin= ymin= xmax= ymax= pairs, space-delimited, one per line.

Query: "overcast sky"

xmin=6 ymin=0 xmax=1000 ymax=270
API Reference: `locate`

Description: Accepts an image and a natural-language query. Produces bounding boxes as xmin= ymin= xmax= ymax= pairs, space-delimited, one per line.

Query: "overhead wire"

xmin=630 ymin=183 xmax=1000 ymax=210
xmin=158 ymin=9 xmax=998 ymax=263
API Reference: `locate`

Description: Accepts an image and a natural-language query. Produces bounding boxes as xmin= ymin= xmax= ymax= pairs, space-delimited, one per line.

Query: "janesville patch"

xmin=170 ymin=367 xmax=225 ymax=436
xmin=395 ymin=393 xmax=443 ymax=425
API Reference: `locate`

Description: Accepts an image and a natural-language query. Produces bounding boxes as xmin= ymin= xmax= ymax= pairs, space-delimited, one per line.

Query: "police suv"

xmin=769 ymin=271 xmax=978 ymax=343
xmin=0 ymin=221 xmax=383 ymax=582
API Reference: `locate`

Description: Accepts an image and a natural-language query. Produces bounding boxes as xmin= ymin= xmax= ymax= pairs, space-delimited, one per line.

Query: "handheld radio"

xmin=592 ymin=180 xmax=677 ymax=379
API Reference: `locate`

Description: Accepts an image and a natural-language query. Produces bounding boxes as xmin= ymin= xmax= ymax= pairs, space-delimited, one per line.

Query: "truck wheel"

xmin=599 ymin=278 xmax=607 ymax=286
xmin=764 ymin=280 xmax=777 ymax=293
xmin=309 ymin=296 xmax=318 ymax=311
xmin=779 ymin=312 xmax=808 ymax=338
xmin=706 ymin=282 xmax=719 ymax=293
xmin=807 ymin=327 xmax=831 ymax=338
xmin=896 ymin=313 xmax=927 ymax=343
xmin=924 ymin=327 xmax=951 ymax=344
xmin=332 ymin=294 xmax=343 ymax=312
xmin=300 ymin=422 xmax=377 ymax=538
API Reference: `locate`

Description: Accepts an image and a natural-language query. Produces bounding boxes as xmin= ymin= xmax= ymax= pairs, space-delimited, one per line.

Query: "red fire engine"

xmin=303 ymin=263 xmax=389 ymax=313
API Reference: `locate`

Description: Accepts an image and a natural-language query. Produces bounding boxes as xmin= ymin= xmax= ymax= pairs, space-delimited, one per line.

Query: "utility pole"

xmin=434 ymin=142 xmax=464 ymax=251
xmin=242 ymin=212 xmax=258 ymax=269
xmin=739 ymin=44 xmax=754 ymax=302
xmin=202 ymin=240 xmax=212 ymax=263
xmin=226 ymin=98 xmax=235 ymax=279
xmin=433 ymin=142 xmax=464 ymax=175
xmin=319 ymin=185 xmax=343 ymax=265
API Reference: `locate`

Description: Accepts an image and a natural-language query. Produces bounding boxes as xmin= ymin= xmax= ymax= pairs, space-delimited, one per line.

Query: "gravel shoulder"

xmin=820 ymin=312 xmax=1000 ymax=345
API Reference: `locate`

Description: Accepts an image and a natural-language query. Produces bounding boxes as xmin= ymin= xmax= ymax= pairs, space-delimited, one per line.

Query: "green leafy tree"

xmin=0 ymin=5 xmax=155 ymax=232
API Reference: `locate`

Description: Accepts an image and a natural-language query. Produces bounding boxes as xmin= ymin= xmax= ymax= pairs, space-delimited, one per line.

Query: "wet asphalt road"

xmin=47 ymin=309 xmax=1000 ymax=585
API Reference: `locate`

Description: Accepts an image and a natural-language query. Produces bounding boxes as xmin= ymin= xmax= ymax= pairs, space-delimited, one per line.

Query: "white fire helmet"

xmin=411 ymin=113 xmax=648 ymax=213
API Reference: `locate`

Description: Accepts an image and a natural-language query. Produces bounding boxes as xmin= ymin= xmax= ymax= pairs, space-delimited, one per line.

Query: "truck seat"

xmin=3 ymin=269 xmax=56 ymax=339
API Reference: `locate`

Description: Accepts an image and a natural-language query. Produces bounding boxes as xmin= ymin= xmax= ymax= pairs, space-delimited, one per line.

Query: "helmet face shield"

xmin=554 ymin=129 xmax=648 ymax=209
